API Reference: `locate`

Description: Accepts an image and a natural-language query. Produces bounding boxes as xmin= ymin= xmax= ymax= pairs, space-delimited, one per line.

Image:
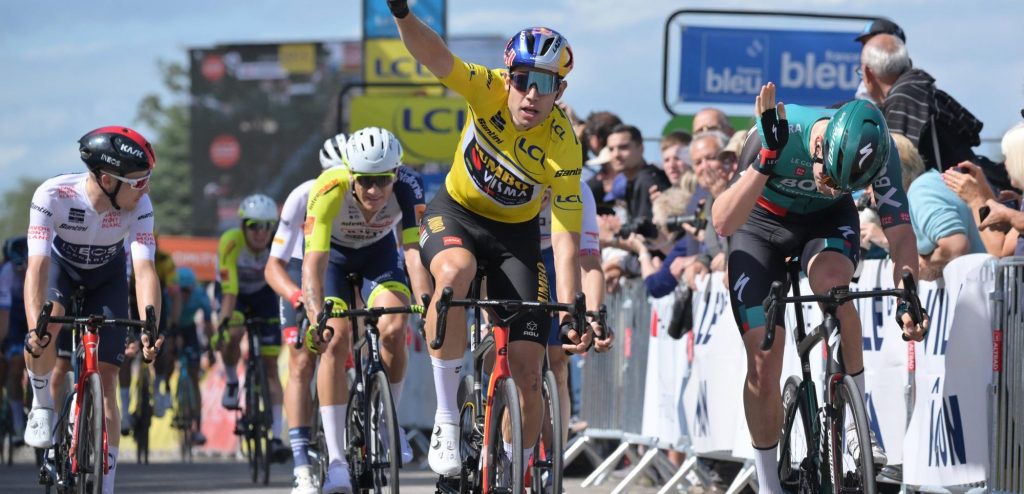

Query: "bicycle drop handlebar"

xmin=760 ymin=270 xmax=925 ymax=351
xmin=430 ymin=287 xmax=594 ymax=351
xmin=30 ymin=300 xmax=158 ymax=359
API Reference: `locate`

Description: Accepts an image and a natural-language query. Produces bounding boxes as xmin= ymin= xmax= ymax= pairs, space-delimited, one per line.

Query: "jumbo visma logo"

xmin=463 ymin=138 xmax=534 ymax=207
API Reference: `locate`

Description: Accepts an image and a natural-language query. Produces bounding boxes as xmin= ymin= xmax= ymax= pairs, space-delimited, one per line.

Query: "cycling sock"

xmin=10 ymin=399 xmax=24 ymax=430
xmin=501 ymin=442 xmax=533 ymax=466
xmin=320 ymin=404 xmax=348 ymax=465
xmin=272 ymin=405 xmax=284 ymax=439
xmin=391 ymin=378 xmax=405 ymax=409
xmin=224 ymin=364 xmax=238 ymax=384
xmin=27 ymin=369 xmax=54 ymax=409
xmin=103 ymin=446 xmax=119 ymax=494
xmin=850 ymin=369 xmax=866 ymax=396
xmin=290 ymin=426 xmax=311 ymax=468
xmin=753 ymin=443 xmax=783 ymax=494
xmin=431 ymin=357 xmax=462 ymax=424
xmin=119 ymin=388 xmax=131 ymax=419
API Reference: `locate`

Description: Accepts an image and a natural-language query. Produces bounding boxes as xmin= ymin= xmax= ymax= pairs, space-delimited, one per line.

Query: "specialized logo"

xmin=838 ymin=226 xmax=856 ymax=239
xmin=857 ymin=142 xmax=874 ymax=169
xmin=69 ymin=208 xmax=85 ymax=223
xmin=733 ymin=272 xmax=750 ymax=303
xmin=464 ymin=139 xmax=534 ymax=207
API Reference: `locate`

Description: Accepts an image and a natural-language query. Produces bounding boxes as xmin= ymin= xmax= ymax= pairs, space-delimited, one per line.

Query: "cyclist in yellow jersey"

xmin=388 ymin=0 xmax=600 ymax=477
xmin=213 ymin=193 xmax=290 ymax=463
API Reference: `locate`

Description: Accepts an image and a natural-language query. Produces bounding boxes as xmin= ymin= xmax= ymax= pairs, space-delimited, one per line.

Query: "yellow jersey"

xmin=217 ymin=228 xmax=269 ymax=296
xmin=439 ymin=55 xmax=583 ymax=233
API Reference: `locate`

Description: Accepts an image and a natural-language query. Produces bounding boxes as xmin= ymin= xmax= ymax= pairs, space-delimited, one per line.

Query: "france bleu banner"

xmin=364 ymin=0 xmax=446 ymax=39
xmin=679 ymin=26 xmax=861 ymax=107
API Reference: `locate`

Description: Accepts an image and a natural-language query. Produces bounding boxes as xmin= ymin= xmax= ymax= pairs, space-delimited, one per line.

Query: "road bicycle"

xmin=32 ymin=286 xmax=156 ymax=494
xmin=172 ymin=345 xmax=201 ymax=463
xmin=762 ymin=261 xmax=925 ymax=494
xmin=431 ymin=266 xmax=592 ymax=494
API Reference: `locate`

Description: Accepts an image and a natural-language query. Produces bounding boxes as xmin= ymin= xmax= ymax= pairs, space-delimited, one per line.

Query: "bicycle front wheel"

xmin=76 ymin=373 xmax=104 ymax=494
xmin=831 ymin=375 xmax=877 ymax=494
xmin=255 ymin=362 xmax=273 ymax=486
xmin=536 ymin=370 xmax=563 ymax=494
xmin=779 ymin=375 xmax=815 ymax=493
xmin=175 ymin=375 xmax=196 ymax=463
xmin=368 ymin=371 xmax=399 ymax=493
xmin=485 ymin=377 xmax=523 ymax=494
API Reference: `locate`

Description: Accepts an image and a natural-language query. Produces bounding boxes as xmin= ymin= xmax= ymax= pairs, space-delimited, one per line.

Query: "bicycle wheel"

xmin=255 ymin=361 xmax=273 ymax=486
xmin=457 ymin=374 xmax=481 ymax=493
xmin=244 ymin=366 xmax=262 ymax=484
xmin=346 ymin=381 xmax=368 ymax=490
xmin=535 ymin=370 xmax=563 ymax=494
xmin=175 ymin=375 xmax=195 ymax=463
xmin=830 ymin=375 xmax=876 ymax=494
xmin=311 ymin=404 xmax=329 ymax=492
xmin=485 ymin=377 xmax=523 ymax=494
xmin=367 ymin=371 xmax=399 ymax=493
xmin=779 ymin=375 xmax=816 ymax=493
xmin=0 ymin=400 xmax=12 ymax=466
xmin=134 ymin=369 xmax=151 ymax=465
xmin=76 ymin=373 xmax=104 ymax=494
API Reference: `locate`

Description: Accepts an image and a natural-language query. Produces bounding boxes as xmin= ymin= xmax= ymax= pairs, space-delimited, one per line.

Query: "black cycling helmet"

xmin=3 ymin=236 xmax=27 ymax=266
xmin=79 ymin=126 xmax=156 ymax=175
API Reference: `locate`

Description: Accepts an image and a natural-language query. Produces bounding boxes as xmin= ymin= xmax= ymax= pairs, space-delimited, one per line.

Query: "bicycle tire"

xmin=311 ymin=406 xmax=328 ymax=494
xmin=536 ymin=370 xmax=563 ymax=494
xmin=831 ymin=375 xmax=876 ymax=494
xmin=134 ymin=369 xmax=151 ymax=465
xmin=457 ymin=374 xmax=481 ymax=493
xmin=76 ymin=373 xmax=104 ymax=494
xmin=0 ymin=400 xmax=12 ymax=466
xmin=779 ymin=375 xmax=815 ymax=493
xmin=255 ymin=360 xmax=273 ymax=486
xmin=367 ymin=371 xmax=400 ymax=493
xmin=244 ymin=364 xmax=261 ymax=484
xmin=346 ymin=378 xmax=368 ymax=490
xmin=175 ymin=375 xmax=196 ymax=463
xmin=485 ymin=377 xmax=523 ymax=494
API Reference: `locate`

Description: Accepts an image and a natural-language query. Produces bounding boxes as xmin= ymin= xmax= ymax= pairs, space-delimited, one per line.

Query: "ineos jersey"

xmin=743 ymin=104 xmax=911 ymax=227
xmin=305 ymin=166 xmax=425 ymax=252
xmin=27 ymin=173 xmax=156 ymax=269
xmin=270 ymin=179 xmax=314 ymax=262
xmin=539 ymin=183 xmax=599 ymax=256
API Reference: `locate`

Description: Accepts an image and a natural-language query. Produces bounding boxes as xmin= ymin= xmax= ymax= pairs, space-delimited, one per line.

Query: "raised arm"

xmin=389 ymin=0 xmax=454 ymax=79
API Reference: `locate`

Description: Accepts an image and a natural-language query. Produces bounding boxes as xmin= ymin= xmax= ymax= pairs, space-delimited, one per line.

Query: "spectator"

xmin=606 ymin=124 xmax=671 ymax=229
xmin=682 ymin=131 xmax=741 ymax=290
xmin=620 ymin=187 xmax=695 ymax=297
xmin=861 ymin=34 xmax=984 ymax=171
xmin=583 ymin=111 xmax=624 ymax=211
xmin=890 ymin=133 xmax=986 ymax=280
xmin=854 ymin=18 xmax=906 ymax=104
xmin=692 ymin=107 xmax=734 ymax=137
xmin=974 ymin=124 xmax=1024 ymax=256
xmin=656 ymin=130 xmax=694 ymax=196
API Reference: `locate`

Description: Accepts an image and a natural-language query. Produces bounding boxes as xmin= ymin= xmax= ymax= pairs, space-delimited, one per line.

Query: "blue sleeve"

xmin=908 ymin=181 xmax=968 ymax=256
xmin=394 ymin=166 xmax=426 ymax=240
xmin=643 ymin=239 xmax=688 ymax=298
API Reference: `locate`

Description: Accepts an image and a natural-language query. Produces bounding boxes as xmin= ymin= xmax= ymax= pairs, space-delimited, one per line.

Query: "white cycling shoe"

xmin=428 ymin=423 xmax=461 ymax=476
xmin=323 ymin=460 xmax=353 ymax=494
xmin=846 ymin=424 xmax=888 ymax=467
xmin=291 ymin=465 xmax=320 ymax=494
xmin=25 ymin=407 xmax=55 ymax=449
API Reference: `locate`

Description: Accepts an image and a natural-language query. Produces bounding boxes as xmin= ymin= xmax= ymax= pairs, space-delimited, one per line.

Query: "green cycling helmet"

xmin=822 ymin=100 xmax=891 ymax=192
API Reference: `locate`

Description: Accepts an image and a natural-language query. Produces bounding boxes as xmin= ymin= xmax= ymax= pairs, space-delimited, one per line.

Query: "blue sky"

xmin=2 ymin=0 xmax=1022 ymax=194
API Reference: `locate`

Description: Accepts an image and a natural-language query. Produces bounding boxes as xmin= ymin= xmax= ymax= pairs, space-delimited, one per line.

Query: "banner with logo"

xmin=641 ymin=292 xmax=691 ymax=449
xmin=363 ymin=38 xmax=443 ymax=95
xmin=363 ymin=0 xmax=446 ymax=39
xmin=350 ymin=95 xmax=465 ymax=165
xmin=678 ymin=26 xmax=861 ymax=107
xmin=904 ymin=254 xmax=993 ymax=486
xmin=159 ymin=235 xmax=219 ymax=282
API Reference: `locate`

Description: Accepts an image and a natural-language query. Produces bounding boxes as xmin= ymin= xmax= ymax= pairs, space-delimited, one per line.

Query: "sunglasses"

xmin=509 ymin=71 xmax=561 ymax=95
xmin=244 ymin=220 xmax=276 ymax=231
xmin=353 ymin=172 xmax=396 ymax=189
xmin=104 ymin=172 xmax=151 ymax=190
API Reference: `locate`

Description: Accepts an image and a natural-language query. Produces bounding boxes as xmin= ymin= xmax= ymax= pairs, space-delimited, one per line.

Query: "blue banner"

xmin=364 ymin=0 xmax=446 ymax=39
xmin=679 ymin=26 xmax=861 ymax=107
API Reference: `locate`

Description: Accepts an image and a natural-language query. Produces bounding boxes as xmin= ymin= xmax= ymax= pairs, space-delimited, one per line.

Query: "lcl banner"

xmin=678 ymin=26 xmax=861 ymax=107
xmin=349 ymin=95 xmax=466 ymax=165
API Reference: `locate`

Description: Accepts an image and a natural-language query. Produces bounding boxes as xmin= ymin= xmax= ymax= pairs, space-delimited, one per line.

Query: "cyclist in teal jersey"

xmin=712 ymin=83 xmax=929 ymax=494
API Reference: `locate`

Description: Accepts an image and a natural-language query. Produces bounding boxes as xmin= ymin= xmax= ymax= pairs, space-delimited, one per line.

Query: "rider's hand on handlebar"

xmin=560 ymin=314 xmax=593 ymax=355
xmin=591 ymin=319 xmax=613 ymax=353
xmin=25 ymin=330 xmax=51 ymax=357
xmin=304 ymin=323 xmax=332 ymax=354
xmin=897 ymin=302 xmax=929 ymax=342
xmin=141 ymin=333 xmax=164 ymax=363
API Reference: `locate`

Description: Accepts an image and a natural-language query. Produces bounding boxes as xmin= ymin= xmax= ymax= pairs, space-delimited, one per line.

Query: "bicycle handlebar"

xmin=759 ymin=270 xmax=926 ymax=351
xmin=30 ymin=300 xmax=158 ymax=360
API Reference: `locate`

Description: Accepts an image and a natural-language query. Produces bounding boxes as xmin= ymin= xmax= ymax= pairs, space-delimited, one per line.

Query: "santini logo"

xmin=554 ymin=169 xmax=581 ymax=178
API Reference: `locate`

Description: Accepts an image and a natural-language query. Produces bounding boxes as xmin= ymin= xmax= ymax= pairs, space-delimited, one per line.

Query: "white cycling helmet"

xmin=238 ymin=193 xmax=278 ymax=221
xmin=319 ymin=133 xmax=347 ymax=170
xmin=345 ymin=127 xmax=402 ymax=174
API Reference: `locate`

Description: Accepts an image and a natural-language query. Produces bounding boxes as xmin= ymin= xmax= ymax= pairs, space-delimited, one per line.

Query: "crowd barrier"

xmin=566 ymin=254 xmax=1014 ymax=493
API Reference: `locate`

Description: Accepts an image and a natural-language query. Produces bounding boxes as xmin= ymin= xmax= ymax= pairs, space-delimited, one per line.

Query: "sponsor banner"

xmin=904 ymin=254 xmax=992 ymax=486
xmin=350 ymin=95 xmax=466 ymax=165
xmin=159 ymin=235 xmax=220 ymax=282
xmin=363 ymin=38 xmax=440 ymax=88
xmin=640 ymin=292 xmax=691 ymax=449
xmin=678 ymin=26 xmax=860 ymax=106
xmin=364 ymin=0 xmax=446 ymax=39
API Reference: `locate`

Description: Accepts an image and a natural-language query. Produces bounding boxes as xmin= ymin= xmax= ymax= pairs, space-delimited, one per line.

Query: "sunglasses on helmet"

xmin=244 ymin=220 xmax=276 ymax=231
xmin=104 ymin=172 xmax=151 ymax=190
xmin=353 ymin=172 xmax=396 ymax=189
xmin=509 ymin=70 xmax=561 ymax=95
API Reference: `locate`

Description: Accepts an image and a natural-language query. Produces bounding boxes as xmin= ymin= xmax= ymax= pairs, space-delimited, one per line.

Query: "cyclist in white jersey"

xmin=265 ymin=133 xmax=346 ymax=494
xmin=23 ymin=127 xmax=163 ymax=494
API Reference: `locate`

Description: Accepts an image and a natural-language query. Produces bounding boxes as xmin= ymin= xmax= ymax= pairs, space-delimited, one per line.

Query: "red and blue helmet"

xmin=503 ymin=27 xmax=574 ymax=78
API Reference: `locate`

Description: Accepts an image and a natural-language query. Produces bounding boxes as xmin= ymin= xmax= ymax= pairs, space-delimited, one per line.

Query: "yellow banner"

xmin=364 ymin=38 xmax=437 ymax=84
xmin=278 ymin=44 xmax=316 ymax=74
xmin=350 ymin=95 xmax=466 ymax=165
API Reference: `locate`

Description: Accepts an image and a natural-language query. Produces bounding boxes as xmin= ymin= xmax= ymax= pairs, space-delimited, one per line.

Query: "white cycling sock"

xmin=753 ymin=444 xmax=783 ymax=494
xmin=391 ymin=378 xmax=405 ymax=410
xmin=27 ymin=369 xmax=53 ymax=409
xmin=102 ymin=446 xmax=119 ymax=494
xmin=431 ymin=357 xmax=462 ymax=425
xmin=321 ymin=404 xmax=348 ymax=465
xmin=272 ymin=405 xmax=284 ymax=439
xmin=224 ymin=364 xmax=238 ymax=384
xmin=119 ymin=388 xmax=131 ymax=419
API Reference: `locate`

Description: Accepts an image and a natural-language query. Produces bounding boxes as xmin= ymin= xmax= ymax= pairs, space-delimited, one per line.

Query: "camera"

xmin=618 ymin=220 xmax=659 ymax=239
xmin=663 ymin=208 xmax=708 ymax=234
